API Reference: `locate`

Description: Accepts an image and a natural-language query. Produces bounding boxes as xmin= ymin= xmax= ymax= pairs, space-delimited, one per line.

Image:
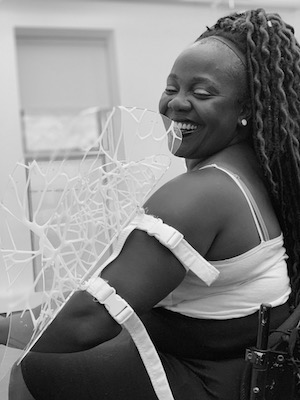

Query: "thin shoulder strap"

xmin=200 ymin=164 xmax=270 ymax=242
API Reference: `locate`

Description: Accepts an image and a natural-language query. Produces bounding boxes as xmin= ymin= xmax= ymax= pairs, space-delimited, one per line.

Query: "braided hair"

xmin=198 ymin=9 xmax=300 ymax=308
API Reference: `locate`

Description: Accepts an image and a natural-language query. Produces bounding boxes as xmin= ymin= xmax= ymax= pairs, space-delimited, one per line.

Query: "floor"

xmin=0 ymin=346 xmax=22 ymax=400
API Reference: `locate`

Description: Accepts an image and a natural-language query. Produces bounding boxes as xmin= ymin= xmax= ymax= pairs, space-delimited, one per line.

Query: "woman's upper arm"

xmin=101 ymin=229 xmax=186 ymax=315
xmin=101 ymin=171 xmax=225 ymax=316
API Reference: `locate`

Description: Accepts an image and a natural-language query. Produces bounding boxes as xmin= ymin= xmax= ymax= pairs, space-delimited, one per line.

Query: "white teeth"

xmin=173 ymin=121 xmax=198 ymax=131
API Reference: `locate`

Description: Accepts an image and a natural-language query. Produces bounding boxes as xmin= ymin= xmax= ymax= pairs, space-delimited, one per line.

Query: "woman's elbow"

xmin=32 ymin=292 xmax=122 ymax=353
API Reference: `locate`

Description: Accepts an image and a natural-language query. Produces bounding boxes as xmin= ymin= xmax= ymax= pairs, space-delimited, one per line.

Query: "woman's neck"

xmin=185 ymin=141 xmax=253 ymax=172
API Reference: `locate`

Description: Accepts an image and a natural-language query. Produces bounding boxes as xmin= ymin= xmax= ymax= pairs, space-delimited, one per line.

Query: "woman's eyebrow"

xmin=168 ymin=74 xmax=216 ymax=85
xmin=190 ymin=76 xmax=216 ymax=86
xmin=167 ymin=73 xmax=178 ymax=81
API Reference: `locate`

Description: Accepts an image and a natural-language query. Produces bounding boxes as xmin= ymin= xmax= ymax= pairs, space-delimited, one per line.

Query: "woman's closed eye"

xmin=193 ymin=88 xmax=212 ymax=98
xmin=164 ymin=87 xmax=213 ymax=97
xmin=165 ymin=86 xmax=178 ymax=95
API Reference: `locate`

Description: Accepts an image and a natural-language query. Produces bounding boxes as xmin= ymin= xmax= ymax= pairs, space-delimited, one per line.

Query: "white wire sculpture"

xmin=0 ymin=106 xmax=182 ymax=387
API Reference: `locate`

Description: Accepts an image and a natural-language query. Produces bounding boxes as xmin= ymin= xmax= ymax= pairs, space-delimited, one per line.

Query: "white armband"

xmin=93 ymin=211 xmax=219 ymax=286
xmin=133 ymin=213 xmax=219 ymax=285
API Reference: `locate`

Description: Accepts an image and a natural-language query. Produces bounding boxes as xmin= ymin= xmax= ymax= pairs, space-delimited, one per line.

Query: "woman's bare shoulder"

xmin=144 ymin=167 xmax=238 ymax=255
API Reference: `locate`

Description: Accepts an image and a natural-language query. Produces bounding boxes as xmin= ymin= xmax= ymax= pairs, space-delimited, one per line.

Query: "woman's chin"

xmin=173 ymin=132 xmax=199 ymax=157
xmin=173 ymin=142 xmax=190 ymax=158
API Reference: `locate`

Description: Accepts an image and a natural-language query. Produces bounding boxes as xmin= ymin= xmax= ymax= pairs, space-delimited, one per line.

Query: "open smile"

xmin=173 ymin=121 xmax=200 ymax=136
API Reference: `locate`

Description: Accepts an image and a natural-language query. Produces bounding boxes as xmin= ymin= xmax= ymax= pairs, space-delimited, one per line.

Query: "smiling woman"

xmin=4 ymin=7 xmax=300 ymax=400
xmin=159 ymin=39 xmax=250 ymax=164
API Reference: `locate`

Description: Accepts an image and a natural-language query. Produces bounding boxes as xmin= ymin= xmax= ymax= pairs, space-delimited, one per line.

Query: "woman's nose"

xmin=168 ymin=93 xmax=191 ymax=112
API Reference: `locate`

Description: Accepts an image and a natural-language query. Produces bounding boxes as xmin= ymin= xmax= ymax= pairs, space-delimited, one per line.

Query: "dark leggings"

xmin=20 ymin=304 xmax=290 ymax=400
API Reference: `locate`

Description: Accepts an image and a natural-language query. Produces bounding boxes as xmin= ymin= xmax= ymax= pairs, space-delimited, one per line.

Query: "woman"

xmin=6 ymin=8 xmax=300 ymax=400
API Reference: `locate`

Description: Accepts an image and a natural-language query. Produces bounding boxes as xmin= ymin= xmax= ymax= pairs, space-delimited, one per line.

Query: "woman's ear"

xmin=238 ymin=100 xmax=252 ymax=128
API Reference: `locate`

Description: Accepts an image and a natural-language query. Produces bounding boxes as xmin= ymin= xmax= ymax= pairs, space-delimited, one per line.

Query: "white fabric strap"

xmin=93 ymin=212 xmax=219 ymax=285
xmin=132 ymin=213 xmax=219 ymax=285
xmin=83 ymin=276 xmax=175 ymax=400
xmin=200 ymin=164 xmax=270 ymax=241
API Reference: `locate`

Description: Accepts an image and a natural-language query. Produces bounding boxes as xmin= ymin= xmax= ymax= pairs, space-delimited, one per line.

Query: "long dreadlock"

xmin=198 ymin=9 xmax=300 ymax=309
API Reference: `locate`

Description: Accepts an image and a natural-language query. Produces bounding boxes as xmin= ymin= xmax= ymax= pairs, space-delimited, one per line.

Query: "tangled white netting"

xmin=0 ymin=106 xmax=182 ymax=384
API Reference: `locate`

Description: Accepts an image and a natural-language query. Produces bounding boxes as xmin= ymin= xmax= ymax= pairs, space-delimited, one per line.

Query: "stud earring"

xmin=241 ymin=119 xmax=248 ymax=127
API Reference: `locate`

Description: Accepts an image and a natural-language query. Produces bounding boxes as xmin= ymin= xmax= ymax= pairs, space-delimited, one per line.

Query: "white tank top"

xmin=157 ymin=164 xmax=291 ymax=319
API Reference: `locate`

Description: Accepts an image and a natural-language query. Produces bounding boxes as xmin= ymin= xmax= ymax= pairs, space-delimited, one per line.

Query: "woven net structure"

xmin=0 ymin=106 xmax=181 ymax=382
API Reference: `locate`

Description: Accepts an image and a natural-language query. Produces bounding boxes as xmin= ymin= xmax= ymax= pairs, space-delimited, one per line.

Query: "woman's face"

xmin=159 ymin=40 xmax=247 ymax=161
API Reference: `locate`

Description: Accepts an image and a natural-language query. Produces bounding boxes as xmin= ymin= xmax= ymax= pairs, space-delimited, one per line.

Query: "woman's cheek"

xmin=158 ymin=93 xmax=169 ymax=115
